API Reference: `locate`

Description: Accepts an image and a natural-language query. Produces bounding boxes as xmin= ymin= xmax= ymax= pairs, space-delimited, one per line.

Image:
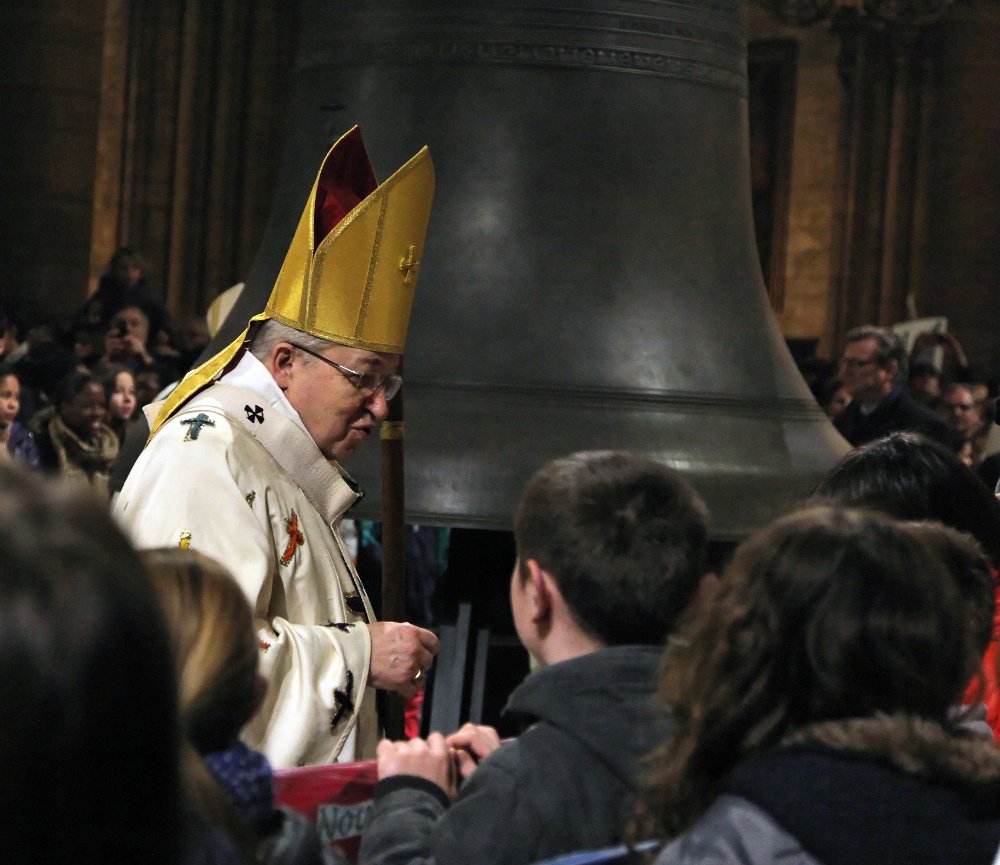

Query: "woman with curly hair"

xmin=642 ymin=505 xmax=1000 ymax=865
xmin=814 ymin=431 xmax=1000 ymax=738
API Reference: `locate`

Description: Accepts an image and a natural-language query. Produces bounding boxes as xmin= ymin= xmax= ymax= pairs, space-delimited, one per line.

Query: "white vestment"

xmin=115 ymin=353 xmax=379 ymax=767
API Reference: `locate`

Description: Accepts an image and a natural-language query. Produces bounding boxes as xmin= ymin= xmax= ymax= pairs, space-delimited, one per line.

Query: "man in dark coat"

xmin=359 ymin=451 xmax=710 ymax=865
xmin=833 ymin=325 xmax=952 ymax=448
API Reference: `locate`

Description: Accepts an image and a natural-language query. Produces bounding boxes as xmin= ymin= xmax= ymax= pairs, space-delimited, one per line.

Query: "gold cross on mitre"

xmin=398 ymin=245 xmax=419 ymax=285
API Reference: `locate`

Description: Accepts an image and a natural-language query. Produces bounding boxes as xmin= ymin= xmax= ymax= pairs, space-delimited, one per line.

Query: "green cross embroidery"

xmin=181 ymin=413 xmax=215 ymax=442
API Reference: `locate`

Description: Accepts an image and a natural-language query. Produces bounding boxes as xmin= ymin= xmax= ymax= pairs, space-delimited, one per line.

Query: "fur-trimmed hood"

xmin=721 ymin=714 xmax=1000 ymax=865
xmin=782 ymin=712 xmax=1000 ymax=789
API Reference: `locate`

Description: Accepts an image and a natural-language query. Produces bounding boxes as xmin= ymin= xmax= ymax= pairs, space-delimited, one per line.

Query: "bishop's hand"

xmin=366 ymin=620 xmax=439 ymax=698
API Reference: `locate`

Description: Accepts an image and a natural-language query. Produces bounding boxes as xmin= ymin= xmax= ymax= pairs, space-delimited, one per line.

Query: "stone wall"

xmin=749 ymin=1 xmax=1000 ymax=374
xmin=3 ymin=2 xmax=997 ymax=377
xmin=920 ymin=3 xmax=1000 ymax=379
xmin=748 ymin=6 xmax=846 ymax=359
xmin=1 ymin=0 xmax=106 ymax=321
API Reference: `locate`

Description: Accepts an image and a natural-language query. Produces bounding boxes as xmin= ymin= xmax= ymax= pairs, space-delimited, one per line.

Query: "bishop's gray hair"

xmin=247 ymin=319 xmax=338 ymax=364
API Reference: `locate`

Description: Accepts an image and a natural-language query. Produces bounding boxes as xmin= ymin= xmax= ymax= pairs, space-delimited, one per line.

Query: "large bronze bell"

xmin=215 ymin=0 xmax=847 ymax=539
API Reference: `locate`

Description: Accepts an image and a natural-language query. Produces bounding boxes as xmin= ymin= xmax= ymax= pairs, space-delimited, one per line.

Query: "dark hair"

xmin=813 ymin=432 xmax=1000 ymax=567
xmin=905 ymin=521 xmax=995 ymax=658
xmin=136 ymin=361 xmax=163 ymax=381
xmin=72 ymin=323 xmax=107 ymax=361
xmin=109 ymin=245 xmax=145 ymax=271
xmin=513 ymin=450 xmax=709 ymax=646
xmin=94 ymin=362 xmax=132 ymax=391
xmin=0 ymin=463 xmax=180 ymax=865
xmin=909 ymin=360 xmax=940 ymax=380
xmin=640 ymin=505 xmax=972 ymax=837
xmin=845 ymin=325 xmax=906 ymax=380
xmin=111 ymin=304 xmax=150 ymax=327
xmin=817 ymin=377 xmax=846 ymax=410
xmin=51 ymin=370 xmax=103 ymax=409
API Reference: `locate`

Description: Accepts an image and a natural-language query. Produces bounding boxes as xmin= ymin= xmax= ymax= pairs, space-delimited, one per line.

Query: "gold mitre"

xmin=267 ymin=126 xmax=434 ymax=352
xmin=148 ymin=127 xmax=434 ymax=440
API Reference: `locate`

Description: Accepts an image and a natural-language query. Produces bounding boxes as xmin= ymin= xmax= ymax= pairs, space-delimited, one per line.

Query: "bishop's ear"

xmin=268 ymin=343 xmax=297 ymax=389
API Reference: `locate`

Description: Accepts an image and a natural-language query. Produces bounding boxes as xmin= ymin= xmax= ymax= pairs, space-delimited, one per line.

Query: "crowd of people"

xmin=807 ymin=325 xmax=1000 ymax=488
xmin=6 ymin=128 xmax=1000 ymax=865
xmin=7 ymin=436 xmax=1000 ymax=865
xmin=0 ymin=246 xmax=211 ymax=497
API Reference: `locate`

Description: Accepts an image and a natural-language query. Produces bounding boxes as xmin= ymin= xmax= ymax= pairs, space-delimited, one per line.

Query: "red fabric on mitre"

xmin=314 ymin=127 xmax=378 ymax=247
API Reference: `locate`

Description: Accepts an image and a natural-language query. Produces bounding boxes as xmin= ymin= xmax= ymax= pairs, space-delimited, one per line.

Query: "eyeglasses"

xmin=290 ymin=343 xmax=402 ymax=400
xmin=839 ymin=357 xmax=878 ymax=370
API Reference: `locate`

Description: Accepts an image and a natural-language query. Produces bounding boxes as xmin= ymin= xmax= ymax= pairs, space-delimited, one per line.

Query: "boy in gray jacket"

xmin=360 ymin=450 xmax=710 ymax=865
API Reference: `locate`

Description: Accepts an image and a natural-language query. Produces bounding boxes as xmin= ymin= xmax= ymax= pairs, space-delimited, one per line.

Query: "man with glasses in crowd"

xmin=939 ymin=383 xmax=983 ymax=441
xmin=939 ymin=382 xmax=987 ymax=465
xmin=833 ymin=325 xmax=951 ymax=447
xmin=115 ymin=128 xmax=439 ymax=768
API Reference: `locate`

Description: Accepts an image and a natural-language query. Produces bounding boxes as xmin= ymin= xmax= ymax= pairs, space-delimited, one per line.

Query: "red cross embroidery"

xmin=280 ymin=511 xmax=305 ymax=566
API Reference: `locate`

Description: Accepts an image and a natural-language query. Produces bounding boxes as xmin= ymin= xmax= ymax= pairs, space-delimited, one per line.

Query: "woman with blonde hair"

xmin=642 ymin=505 xmax=1000 ymax=865
xmin=142 ymin=547 xmax=343 ymax=865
